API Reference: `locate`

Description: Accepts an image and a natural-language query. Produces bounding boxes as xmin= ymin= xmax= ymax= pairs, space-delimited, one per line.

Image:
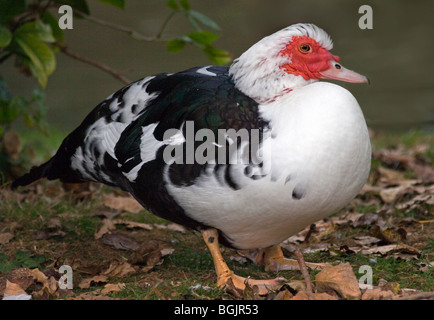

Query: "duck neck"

xmin=229 ymin=57 xmax=316 ymax=104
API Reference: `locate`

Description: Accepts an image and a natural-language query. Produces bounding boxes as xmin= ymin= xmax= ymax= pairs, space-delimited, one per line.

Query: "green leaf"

xmin=189 ymin=10 xmax=221 ymax=31
xmin=28 ymin=60 xmax=48 ymax=88
xmin=15 ymin=35 xmax=56 ymax=87
xmin=0 ymin=256 xmax=19 ymax=273
xmin=167 ymin=38 xmax=187 ymax=53
xmin=166 ymin=0 xmax=179 ymax=10
xmin=0 ymin=94 xmax=26 ymax=124
xmin=0 ymin=26 xmax=12 ymax=47
xmin=14 ymin=250 xmax=45 ymax=269
xmin=15 ymin=36 xmax=56 ymax=75
xmin=53 ymin=0 xmax=90 ymax=14
xmin=11 ymin=20 xmax=57 ymax=87
xmin=179 ymin=0 xmax=191 ymax=11
xmin=5 ymin=95 xmax=26 ymax=123
xmin=203 ymin=45 xmax=232 ymax=65
xmin=0 ymin=0 xmax=26 ymax=25
xmin=22 ymin=113 xmax=35 ymax=128
xmin=187 ymin=31 xmax=219 ymax=46
xmin=96 ymin=0 xmax=125 ymax=9
xmin=42 ymin=11 xmax=65 ymax=44
xmin=14 ymin=20 xmax=56 ymax=43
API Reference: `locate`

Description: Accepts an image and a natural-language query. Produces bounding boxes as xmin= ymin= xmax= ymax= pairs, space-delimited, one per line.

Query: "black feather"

xmin=12 ymin=66 xmax=269 ymax=241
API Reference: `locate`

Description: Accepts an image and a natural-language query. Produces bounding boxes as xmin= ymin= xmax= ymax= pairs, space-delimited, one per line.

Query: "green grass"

xmin=371 ymin=128 xmax=434 ymax=151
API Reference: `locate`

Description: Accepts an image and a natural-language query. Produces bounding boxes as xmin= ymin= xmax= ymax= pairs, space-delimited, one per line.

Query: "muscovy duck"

xmin=12 ymin=23 xmax=371 ymax=293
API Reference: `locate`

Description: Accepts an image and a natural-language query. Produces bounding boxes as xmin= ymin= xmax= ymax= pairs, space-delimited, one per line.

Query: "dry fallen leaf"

xmin=380 ymin=186 xmax=408 ymax=204
xmin=95 ymin=219 xmax=153 ymax=240
xmin=288 ymin=291 xmax=338 ymax=300
xmin=374 ymin=150 xmax=434 ymax=183
xmin=101 ymin=283 xmax=126 ymax=295
xmin=102 ymin=232 xmax=139 ymax=251
xmin=223 ymin=278 xmax=251 ymax=300
xmin=416 ymin=261 xmax=434 ymax=272
xmin=102 ymin=261 xmax=136 ymax=278
xmin=362 ymin=288 xmax=395 ymax=300
xmin=69 ymin=292 xmax=118 ymax=300
xmin=241 ymin=281 xmax=263 ymax=300
xmin=361 ymin=245 xmax=397 ymax=255
xmin=42 ymin=276 xmax=60 ymax=297
xmin=161 ymin=248 xmax=175 ymax=256
xmin=288 ymin=291 xmax=309 ymax=300
xmin=360 ymin=184 xmax=383 ymax=196
xmin=352 ymin=213 xmax=379 ymax=227
xmin=369 ymin=225 xmax=406 ymax=244
xmin=78 ymin=275 xmax=108 ymax=289
xmin=114 ymin=219 xmax=153 ymax=231
xmin=361 ymin=243 xmax=421 ymax=257
xmin=0 ymin=232 xmax=14 ymax=245
xmin=340 ymin=212 xmax=365 ymax=224
xmin=302 ymin=243 xmax=330 ymax=254
xmin=1 ymin=268 xmax=60 ymax=299
xmin=311 ymin=292 xmax=339 ymax=300
xmin=0 ymin=268 xmax=34 ymax=296
xmin=315 ymin=263 xmax=361 ymax=300
xmin=128 ymin=241 xmax=173 ymax=272
xmin=94 ymin=218 xmax=116 ymax=239
xmin=285 ymin=280 xmax=308 ymax=293
xmin=378 ymin=279 xmax=401 ymax=294
xmin=273 ymin=289 xmax=293 ymax=300
xmin=3 ymin=280 xmax=27 ymax=297
xmin=353 ymin=236 xmax=382 ymax=246
xmin=29 ymin=268 xmax=59 ymax=297
xmin=396 ymin=193 xmax=434 ymax=214
xmin=377 ymin=166 xmax=408 ymax=185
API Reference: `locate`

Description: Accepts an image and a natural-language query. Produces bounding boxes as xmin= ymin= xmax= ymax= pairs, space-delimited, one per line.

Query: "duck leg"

xmin=201 ymin=228 xmax=285 ymax=294
xmin=256 ymin=244 xmax=326 ymax=272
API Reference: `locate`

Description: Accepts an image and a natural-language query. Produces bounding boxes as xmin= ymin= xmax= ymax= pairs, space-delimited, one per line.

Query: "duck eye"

xmin=299 ymin=44 xmax=312 ymax=53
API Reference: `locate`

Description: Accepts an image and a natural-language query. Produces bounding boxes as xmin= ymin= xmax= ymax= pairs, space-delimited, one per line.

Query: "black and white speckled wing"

xmin=114 ymin=66 xmax=268 ymax=187
xmin=12 ymin=75 xmax=159 ymax=189
xmin=12 ymin=66 xmax=269 ymax=231
xmin=111 ymin=66 xmax=270 ymax=229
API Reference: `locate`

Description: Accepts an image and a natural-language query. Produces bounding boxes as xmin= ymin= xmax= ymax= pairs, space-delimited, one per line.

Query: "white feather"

xmin=196 ymin=66 xmax=217 ymax=77
xmin=165 ymin=82 xmax=371 ymax=249
xmin=229 ymin=23 xmax=333 ymax=103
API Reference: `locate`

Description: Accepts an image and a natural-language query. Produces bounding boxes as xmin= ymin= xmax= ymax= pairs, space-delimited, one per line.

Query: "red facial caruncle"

xmin=280 ymin=36 xmax=339 ymax=80
xmin=280 ymin=35 xmax=368 ymax=84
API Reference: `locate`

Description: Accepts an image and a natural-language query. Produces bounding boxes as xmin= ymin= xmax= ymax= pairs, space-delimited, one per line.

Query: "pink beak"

xmin=319 ymin=60 xmax=369 ymax=84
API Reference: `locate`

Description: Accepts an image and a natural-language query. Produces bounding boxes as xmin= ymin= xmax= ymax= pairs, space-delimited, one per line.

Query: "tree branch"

xmin=57 ymin=43 xmax=131 ymax=85
xmin=156 ymin=11 xmax=177 ymax=39
xmin=74 ymin=10 xmax=163 ymax=42
xmin=55 ymin=9 xmax=182 ymax=85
